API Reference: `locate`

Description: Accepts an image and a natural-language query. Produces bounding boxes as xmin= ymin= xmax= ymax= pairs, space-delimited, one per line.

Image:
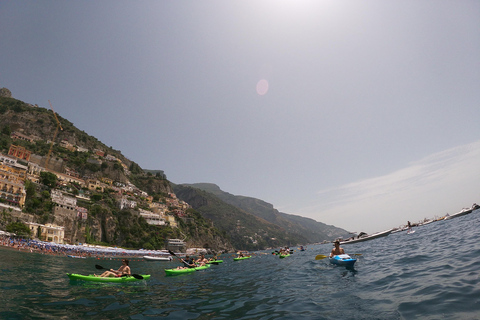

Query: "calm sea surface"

xmin=1 ymin=209 xmax=480 ymax=320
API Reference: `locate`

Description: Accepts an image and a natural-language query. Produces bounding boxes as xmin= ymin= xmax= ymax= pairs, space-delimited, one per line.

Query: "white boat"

xmin=419 ymin=220 xmax=434 ymax=226
xmin=143 ymin=255 xmax=172 ymax=261
xmin=444 ymin=208 xmax=473 ymax=220
xmin=339 ymin=228 xmax=394 ymax=245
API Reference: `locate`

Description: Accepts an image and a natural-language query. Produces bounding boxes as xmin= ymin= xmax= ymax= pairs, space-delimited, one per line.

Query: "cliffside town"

xmin=0 ymin=89 xmax=349 ymax=252
xmin=1 ymin=141 xmax=192 ymax=244
xmin=0 ymin=91 xmax=229 ymax=251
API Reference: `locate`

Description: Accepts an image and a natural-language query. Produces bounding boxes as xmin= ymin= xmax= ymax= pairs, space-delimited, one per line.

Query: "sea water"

xmin=1 ymin=209 xmax=479 ymax=320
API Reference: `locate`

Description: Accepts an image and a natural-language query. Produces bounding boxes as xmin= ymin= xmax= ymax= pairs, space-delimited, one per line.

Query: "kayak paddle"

xmin=168 ymin=250 xmax=196 ymax=267
xmin=94 ymin=264 xmax=144 ymax=280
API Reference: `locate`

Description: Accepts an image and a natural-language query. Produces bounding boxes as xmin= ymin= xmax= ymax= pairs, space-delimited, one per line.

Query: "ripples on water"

xmin=1 ymin=210 xmax=479 ymax=319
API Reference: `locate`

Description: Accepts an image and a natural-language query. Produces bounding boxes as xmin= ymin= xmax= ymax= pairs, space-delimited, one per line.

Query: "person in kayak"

xmin=208 ymin=255 xmax=219 ymax=262
xmin=97 ymin=259 xmax=131 ymax=277
xmin=176 ymin=255 xmax=196 ymax=269
xmin=329 ymin=240 xmax=345 ymax=258
xmin=195 ymin=253 xmax=209 ymax=266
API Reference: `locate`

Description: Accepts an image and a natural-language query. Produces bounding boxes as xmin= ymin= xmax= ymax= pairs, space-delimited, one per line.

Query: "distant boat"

xmin=419 ymin=220 xmax=434 ymax=226
xmin=444 ymin=208 xmax=473 ymax=220
xmin=143 ymin=255 xmax=172 ymax=261
xmin=339 ymin=228 xmax=393 ymax=245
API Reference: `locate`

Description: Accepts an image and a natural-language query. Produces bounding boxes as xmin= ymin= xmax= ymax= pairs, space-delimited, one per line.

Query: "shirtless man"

xmin=98 ymin=259 xmax=131 ymax=277
xmin=329 ymin=240 xmax=345 ymax=258
xmin=208 ymin=255 xmax=219 ymax=262
xmin=195 ymin=253 xmax=209 ymax=266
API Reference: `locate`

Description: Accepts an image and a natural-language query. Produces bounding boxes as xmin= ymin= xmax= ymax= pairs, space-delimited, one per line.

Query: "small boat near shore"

xmin=339 ymin=228 xmax=394 ymax=245
xmin=143 ymin=255 xmax=172 ymax=261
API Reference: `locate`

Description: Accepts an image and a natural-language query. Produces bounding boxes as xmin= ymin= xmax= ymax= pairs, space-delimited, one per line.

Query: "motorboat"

xmin=143 ymin=255 xmax=172 ymax=261
xmin=444 ymin=208 xmax=473 ymax=220
xmin=339 ymin=228 xmax=394 ymax=245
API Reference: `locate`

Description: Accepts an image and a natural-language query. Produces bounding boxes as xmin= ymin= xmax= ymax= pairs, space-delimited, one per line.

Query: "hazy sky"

xmin=1 ymin=1 xmax=479 ymax=233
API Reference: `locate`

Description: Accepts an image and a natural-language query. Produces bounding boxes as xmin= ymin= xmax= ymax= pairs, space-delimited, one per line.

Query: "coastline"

xmin=0 ymin=235 xmax=171 ymax=259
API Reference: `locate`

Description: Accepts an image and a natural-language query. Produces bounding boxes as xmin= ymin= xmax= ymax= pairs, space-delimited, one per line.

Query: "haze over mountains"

xmin=1 ymin=92 xmax=349 ymax=249
xmin=174 ymin=183 xmax=349 ymax=244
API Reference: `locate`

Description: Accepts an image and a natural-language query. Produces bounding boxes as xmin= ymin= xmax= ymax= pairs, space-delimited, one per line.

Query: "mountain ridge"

xmin=177 ymin=183 xmax=350 ymax=243
xmin=0 ymin=91 xmax=348 ymax=250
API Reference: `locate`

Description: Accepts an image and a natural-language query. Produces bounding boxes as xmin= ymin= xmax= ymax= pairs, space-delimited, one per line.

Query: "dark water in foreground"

xmin=1 ymin=210 xmax=480 ymax=320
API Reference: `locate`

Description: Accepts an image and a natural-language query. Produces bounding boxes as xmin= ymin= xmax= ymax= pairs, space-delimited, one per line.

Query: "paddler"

xmin=208 ymin=255 xmax=219 ymax=263
xmin=97 ymin=259 xmax=131 ymax=277
xmin=195 ymin=253 xmax=209 ymax=266
xmin=329 ymin=240 xmax=345 ymax=258
xmin=176 ymin=255 xmax=196 ymax=269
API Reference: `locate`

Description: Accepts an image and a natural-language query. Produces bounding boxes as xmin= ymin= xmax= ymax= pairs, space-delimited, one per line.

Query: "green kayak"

xmin=206 ymin=260 xmax=223 ymax=264
xmin=279 ymin=254 xmax=290 ymax=259
xmin=164 ymin=264 xmax=211 ymax=276
xmin=233 ymin=256 xmax=252 ymax=261
xmin=67 ymin=273 xmax=150 ymax=282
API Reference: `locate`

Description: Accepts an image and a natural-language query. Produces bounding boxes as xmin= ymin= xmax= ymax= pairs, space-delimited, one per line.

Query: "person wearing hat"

xmin=330 ymin=240 xmax=345 ymax=258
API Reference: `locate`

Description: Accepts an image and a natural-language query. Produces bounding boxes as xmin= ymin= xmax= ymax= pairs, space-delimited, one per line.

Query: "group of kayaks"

xmin=164 ymin=259 xmax=226 ymax=275
xmin=66 ymin=256 xmax=244 ymax=282
xmin=67 ymin=249 xmax=357 ymax=283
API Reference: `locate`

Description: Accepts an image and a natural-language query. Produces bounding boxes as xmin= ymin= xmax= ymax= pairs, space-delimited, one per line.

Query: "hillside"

xmin=0 ymin=92 xmax=347 ymax=251
xmin=0 ymin=94 xmax=232 ymax=252
xmin=177 ymin=183 xmax=350 ymax=243
xmin=172 ymin=184 xmax=309 ymax=250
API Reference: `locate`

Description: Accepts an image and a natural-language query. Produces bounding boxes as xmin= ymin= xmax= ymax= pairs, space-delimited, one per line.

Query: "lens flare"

xmin=256 ymin=79 xmax=269 ymax=96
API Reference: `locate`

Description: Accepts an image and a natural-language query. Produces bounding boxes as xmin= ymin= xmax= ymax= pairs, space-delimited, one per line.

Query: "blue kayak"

xmin=329 ymin=254 xmax=357 ymax=267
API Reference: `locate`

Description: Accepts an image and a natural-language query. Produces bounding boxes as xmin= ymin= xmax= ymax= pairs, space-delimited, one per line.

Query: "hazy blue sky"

xmin=1 ymin=1 xmax=479 ymax=233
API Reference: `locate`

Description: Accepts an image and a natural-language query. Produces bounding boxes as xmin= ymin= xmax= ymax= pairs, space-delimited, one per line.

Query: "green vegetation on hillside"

xmin=0 ymin=96 xmax=233 ymax=252
xmin=0 ymin=94 xmax=346 ymax=251
xmin=179 ymin=183 xmax=350 ymax=243
xmin=173 ymin=185 xmax=307 ymax=250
